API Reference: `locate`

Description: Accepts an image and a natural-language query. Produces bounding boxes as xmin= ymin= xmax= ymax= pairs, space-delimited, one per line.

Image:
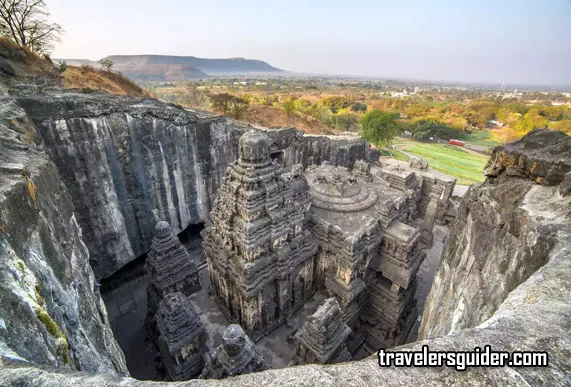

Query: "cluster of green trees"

xmin=160 ymin=82 xmax=571 ymax=142
xmin=209 ymin=93 xmax=249 ymax=119
xmin=360 ymin=110 xmax=462 ymax=147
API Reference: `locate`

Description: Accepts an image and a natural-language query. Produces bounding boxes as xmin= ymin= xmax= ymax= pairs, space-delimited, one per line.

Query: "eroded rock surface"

xmin=0 ymin=90 xmax=127 ymax=374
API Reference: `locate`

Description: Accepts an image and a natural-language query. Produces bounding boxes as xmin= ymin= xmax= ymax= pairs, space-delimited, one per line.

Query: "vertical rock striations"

xmin=0 ymin=90 xmax=127 ymax=374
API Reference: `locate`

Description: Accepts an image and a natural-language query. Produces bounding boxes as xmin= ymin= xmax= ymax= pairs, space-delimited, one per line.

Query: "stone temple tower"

xmin=155 ymin=292 xmax=206 ymax=381
xmin=293 ymin=298 xmax=352 ymax=365
xmin=145 ymin=221 xmax=201 ymax=341
xmin=203 ymin=130 xmax=318 ymax=341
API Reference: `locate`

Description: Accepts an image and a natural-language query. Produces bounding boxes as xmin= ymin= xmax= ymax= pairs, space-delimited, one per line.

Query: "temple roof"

xmin=156 ymin=292 xmax=205 ymax=354
xmin=306 ymin=163 xmax=406 ymax=238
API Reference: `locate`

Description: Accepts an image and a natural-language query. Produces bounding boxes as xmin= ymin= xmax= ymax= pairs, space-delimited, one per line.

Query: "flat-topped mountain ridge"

xmin=56 ymin=54 xmax=284 ymax=81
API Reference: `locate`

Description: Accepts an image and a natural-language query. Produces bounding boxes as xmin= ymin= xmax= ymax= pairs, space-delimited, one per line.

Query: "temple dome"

xmin=239 ymin=130 xmax=270 ymax=163
xmin=222 ymin=324 xmax=246 ymax=355
xmin=155 ymin=221 xmax=172 ymax=239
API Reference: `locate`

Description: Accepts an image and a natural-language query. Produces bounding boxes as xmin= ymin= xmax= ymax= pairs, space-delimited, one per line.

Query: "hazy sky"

xmin=50 ymin=0 xmax=571 ymax=85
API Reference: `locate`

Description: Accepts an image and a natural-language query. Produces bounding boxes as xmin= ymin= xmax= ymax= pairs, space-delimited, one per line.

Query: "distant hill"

xmin=56 ymin=55 xmax=283 ymax=82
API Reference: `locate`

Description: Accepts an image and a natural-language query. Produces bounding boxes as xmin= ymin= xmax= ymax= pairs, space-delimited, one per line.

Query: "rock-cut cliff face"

xmin=420 ymin=129 xmax=571 ymax=339
xmin=13 ymin=87 xmax=377 ymax=279
xmin=2 ymin=132 xmax=570 ymax=386
xmin=0 ymin=89 xmax=127 ymax=374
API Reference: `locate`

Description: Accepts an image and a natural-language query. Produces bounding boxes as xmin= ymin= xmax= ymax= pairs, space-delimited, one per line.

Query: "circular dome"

xmin=239 ymin=130 xmax=270 ymax=163
xmin=223 ymin=324 xmax=246 ymax=356
xmin=155 ymin=221 xmax=172 ymax=239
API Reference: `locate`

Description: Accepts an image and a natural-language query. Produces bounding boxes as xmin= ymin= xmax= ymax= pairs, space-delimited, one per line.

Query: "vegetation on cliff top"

xmin=61 ymin=64 xmax=151 ymax=98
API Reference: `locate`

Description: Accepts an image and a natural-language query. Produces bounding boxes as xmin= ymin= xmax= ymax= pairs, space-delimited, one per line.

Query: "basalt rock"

xmin=421 ymin=129 xmax=571 ymax=342
xmin=145 ymin=221 xmax=201 ymax=342
xmin=292 ymin=298 xmax=352 ymax=365
xmin=0 ymin=101 xmax=569 ymax=386
xmin=200 ymin=324 xmax=268 ymax=379
xmin=483 ymin=128 xmax=571 ymax=185
xmin=0 ymin=90 xmax=127 ymax=375
xmin=155 ymin=292 xmax=206 ymax=381
xmin=203 ymin=131 xmax=318 ymax=341
xmin=11 ymin=86 xmax=378 ymax=279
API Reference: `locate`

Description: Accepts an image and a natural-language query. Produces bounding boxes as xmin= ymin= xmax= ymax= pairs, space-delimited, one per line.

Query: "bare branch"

xmin=0 ymin=0 xmax=62 ymax=53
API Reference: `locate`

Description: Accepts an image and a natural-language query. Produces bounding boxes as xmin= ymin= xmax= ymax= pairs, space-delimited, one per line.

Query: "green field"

xmin=458 ymin=131 xmax=502 ymax=148
xmin=384 ymin=148 xmax=410 ymax=161
xmin=397 ymin=142 xmax=489 ymax=185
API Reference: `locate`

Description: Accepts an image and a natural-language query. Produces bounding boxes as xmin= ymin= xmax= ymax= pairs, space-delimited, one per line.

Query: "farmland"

xmin=392 ymin=140 xmax=489 ymax=185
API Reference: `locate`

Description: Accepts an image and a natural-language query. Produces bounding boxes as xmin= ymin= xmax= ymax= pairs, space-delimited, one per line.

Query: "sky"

xmin=49 ymin=0 xmax=571 ymax=86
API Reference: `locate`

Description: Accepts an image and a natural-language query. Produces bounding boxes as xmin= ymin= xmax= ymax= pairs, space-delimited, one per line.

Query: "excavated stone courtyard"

xmin=96 ymin=131 xmax=455 ymax=380
xmin=100 ymin=221 xmax=449 ymax=379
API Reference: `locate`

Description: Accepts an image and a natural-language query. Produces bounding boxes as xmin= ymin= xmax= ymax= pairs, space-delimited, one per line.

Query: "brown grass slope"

xmin=61 ymin=65 xmax=151 ymax=98
xmin=0 ymin=37 xmax=57 ymax=76
xmin=0 ymin=38 xmax=149 ymax=98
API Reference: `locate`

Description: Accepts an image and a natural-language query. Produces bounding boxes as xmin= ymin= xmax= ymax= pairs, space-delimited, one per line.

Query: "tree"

xmin=334 ymin=113 xmax=360 ymax=132
xmin=410 ymin=118 xmax=461 ymax=141
xmin=179 ymin=83 xmax=208 ymax=109
xmin=99 ymin=58 xmax=113 ymax=71
xmin=361 ymin=110 xmax=400 ymax=146
xmin=209 ymin=93 xmax=249 ymax=119
xmin=210 ymin=93 xmax=234 ymax=115
xmin=516 ymin=108 xmax=548 ymax=134
xmin=0 ymin=0 xmax=63 ymax=54
xmin=548 ymin=120 xmax=571 ymax=135
xmin=282 ymin=97 xmax=296 ymax=117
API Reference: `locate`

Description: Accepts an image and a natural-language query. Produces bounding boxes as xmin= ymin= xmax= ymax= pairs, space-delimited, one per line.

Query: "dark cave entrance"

xmin=100 ymin=222 xmax=206 ymax=380
xmin=271 ymin=150 xmax=285 ymax=167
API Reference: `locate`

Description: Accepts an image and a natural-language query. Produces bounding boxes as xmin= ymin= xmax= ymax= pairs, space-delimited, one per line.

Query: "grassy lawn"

xmin=458 ymin=130 xmax=502 ymax=148
xmin=398 ymin=142 xmax=489 ymax=185
xmin=383 ymin=148 xmax=410 ymax=161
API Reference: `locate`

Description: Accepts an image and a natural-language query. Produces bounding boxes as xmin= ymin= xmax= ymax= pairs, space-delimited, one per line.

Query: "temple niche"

xmin=155 ymin=292 xmax=206 ymax=381
xmin=145 ymin=221 xmax=201 ymax=341
xmin=200 ymin=324 xmax=268 ymax=379
xmin=202 ymin=130 xmax=318 ymax=341
xmin=292 ymin=298 xmax=352 ymax=365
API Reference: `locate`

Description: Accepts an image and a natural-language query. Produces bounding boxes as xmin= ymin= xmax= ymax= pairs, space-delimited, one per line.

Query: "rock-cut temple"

xmin=203 ymin=130 xmax=455 ymax=353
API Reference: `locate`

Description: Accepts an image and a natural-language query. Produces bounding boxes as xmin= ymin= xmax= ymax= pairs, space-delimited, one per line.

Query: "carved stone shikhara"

xmin=200 ymin=324 xmax=268 ymax=379
xmin=155 ymin=292 xmax=206 ymax=381
xmin=203 ymin=131 xmax=318 ymax=341
xmin=203 ymin=131 xmax=456 ymax=358
xmin=293 ymin=298 xmax=352 ymax=365
xmin=145 ymin=221 xmax=201 ymax=342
